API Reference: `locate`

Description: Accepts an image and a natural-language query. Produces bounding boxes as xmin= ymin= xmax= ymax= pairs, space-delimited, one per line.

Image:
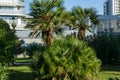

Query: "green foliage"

xmin=88 ymin=35 xmax=120 ymax=64
xmin=0 ymin=19 xmax=19 ymax=66
xmin=25 ymin=43 xmax=43 ymax=57
xmin=27 ymin=0 xmax=65 ymax=33
xmin=27 ymin=0 xmax=72 ymax=45
xmin=32 ymin=38 xmax=101 ymax=80
xmin=14 ymin=45 xmax=25 ymax=55
xmin=0 ymin=64 xmax=7 ymax=80
xmin=71 ymin=6 xmax=99 ymax=28
xmin=71 ymin=6 xmax=99 ymax=40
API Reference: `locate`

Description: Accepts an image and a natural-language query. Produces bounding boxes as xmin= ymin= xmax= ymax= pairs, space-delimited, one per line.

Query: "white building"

xmin=104 ymin=0 xmax=120 ymax=15
xmin=0 ymin=0 xmax=26 ymax=30
xmin=97 ymin=15 xmax=120 ymax=36
xmin=0 ymin=0 xmax=44 ymax=44
xmin=98 ymin=0 xmax=120 ymax=36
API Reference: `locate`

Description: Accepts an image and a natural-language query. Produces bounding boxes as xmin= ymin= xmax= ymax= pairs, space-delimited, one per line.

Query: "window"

xmin=0 ymin=0 xmax=17 ymax=4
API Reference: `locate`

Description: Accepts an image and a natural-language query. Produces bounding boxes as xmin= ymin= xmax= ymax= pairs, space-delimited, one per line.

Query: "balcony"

xmin=0 ymin=2 xmax=24 ymax=7
xmin=0 ymin=10 xmax=25 ymax=16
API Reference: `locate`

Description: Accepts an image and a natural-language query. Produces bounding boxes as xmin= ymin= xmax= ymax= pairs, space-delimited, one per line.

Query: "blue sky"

xmin=25 ymin=0 xmax=106 ymax=15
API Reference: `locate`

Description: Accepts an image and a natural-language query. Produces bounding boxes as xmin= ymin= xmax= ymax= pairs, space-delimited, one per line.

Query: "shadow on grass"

xmin=7 ymin=70 xmax=36 ymax=80
xmin=101 ymin=65 xmax=120 ymax=72
xmin=109 ymin=77 xmax=120 ymax=80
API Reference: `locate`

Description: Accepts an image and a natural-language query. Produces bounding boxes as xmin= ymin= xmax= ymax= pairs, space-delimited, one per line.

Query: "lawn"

xmin=15 ymin=58 xmax=31 ymax=63
xmin=6 ymin=58 xmax=35 ymax=80
xmin=99 ymin=65 xmax=120 ymax=80
xmin=7 ymin=66 xmax=35 ymax=80
xmin=6 ymin=58 xmax=120 ymax=80
xmin=6 ymin=65 xmax=120 ymax=80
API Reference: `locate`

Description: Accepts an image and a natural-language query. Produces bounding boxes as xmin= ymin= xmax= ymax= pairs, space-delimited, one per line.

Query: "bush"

xmin=0 ymin=63 xmax=7 ymax=80
xmin=25 ymin=43 xmax=43 ymax=58
xmin=32 ymin=37 xmax=101 ymax=80
xmin=88 ymin=35 xmax=120 ymax=64
xmin=0 ymin=19 xmax=19 ymax=65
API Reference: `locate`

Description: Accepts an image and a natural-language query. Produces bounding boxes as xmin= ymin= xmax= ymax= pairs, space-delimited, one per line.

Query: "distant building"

xmin=97 ymin=15 xmax=120 ymax=36
xmin=104 ymin=0 xmax=120 ymax=15
xmin=100 ymin=0 xmax=120 ymax=36
xmin=0 ymin=0 xmax=26 ymax=30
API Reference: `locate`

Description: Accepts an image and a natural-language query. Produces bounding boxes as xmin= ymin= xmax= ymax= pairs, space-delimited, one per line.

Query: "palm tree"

xmin=71 ymin=6 xmax=99 ymax=40
xmin=26 ymin=0 xmax=66 ymax=45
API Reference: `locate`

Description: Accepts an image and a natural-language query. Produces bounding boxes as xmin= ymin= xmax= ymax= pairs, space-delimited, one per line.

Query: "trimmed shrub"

xmin=32 ymin=37 xmax=101 ymax=80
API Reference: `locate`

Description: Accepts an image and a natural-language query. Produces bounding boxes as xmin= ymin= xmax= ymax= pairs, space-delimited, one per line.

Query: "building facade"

xmin=0 ymin=0 xmax=42 ymax=44
xmin=0 ymin=0 xmax=26 ymax=30
xmin=104 ymin=0 xmax=120 ymax=15
xmin=96 ymin=15 xmax=120 ymax=36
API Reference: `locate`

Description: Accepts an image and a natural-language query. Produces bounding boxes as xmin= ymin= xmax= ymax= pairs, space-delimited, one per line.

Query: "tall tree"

xmin=71 ymin=6 xmax=99 ymax=40
xmin=27 ymin=0 xmax=66 ymax=45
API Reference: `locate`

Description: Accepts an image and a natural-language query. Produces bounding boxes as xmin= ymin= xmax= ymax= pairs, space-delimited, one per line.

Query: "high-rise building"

xmin=104 ymin=0 xmax=120 ymax=15
xmin=0 ymin=0 xmax=26 ymax=30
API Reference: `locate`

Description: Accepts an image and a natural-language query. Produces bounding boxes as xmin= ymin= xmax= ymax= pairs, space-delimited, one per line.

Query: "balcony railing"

xmin=0 ymin=10 xmax=25 ymax=16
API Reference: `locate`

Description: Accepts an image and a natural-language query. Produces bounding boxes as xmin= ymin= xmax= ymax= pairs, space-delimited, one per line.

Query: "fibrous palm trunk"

xmin=77 ymin=27 xmax=85 ymax=41
xmin=42 ymin=26 xmax=54 ymax=45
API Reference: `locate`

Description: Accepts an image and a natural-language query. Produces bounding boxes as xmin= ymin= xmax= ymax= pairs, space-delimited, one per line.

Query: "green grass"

xmin=15 ymin=58 xmax=31 ymax=63
xmin=99 ymin=71 xmax=120 ymax=80
xmin=98 ymin=65 xmax=120 ymax=80
xmin=6 ymin=58 xmax=120 ymax=80
xmin=6 ymin=58 xmax=34 ymax=80
xmin=7 ymin=65 xmax=120 ymax=80
xmin=7 ymin=66 xmax=35 ymax=80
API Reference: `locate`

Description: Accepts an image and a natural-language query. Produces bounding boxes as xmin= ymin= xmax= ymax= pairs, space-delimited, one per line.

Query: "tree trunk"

xmin=46 ymin=26 xmax=54 ymax=45
xmin=77 ymin=27 xmax=85 ymax=41
xmin=42 ymin=26 xmax=54 ymax=45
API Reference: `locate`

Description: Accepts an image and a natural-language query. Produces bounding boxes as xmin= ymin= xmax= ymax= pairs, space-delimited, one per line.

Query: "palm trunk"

xmin=46 ymin=26 xmax=54 ymax=45
xmin=42 ymin=26 xmax=54 ymax=45
xmin=77 ymin=27 xmax=85 ymax=41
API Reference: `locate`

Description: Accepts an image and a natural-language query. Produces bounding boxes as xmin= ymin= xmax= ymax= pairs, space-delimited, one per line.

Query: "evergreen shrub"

xmin=32 ymin=37 xmax=101 ymax=80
